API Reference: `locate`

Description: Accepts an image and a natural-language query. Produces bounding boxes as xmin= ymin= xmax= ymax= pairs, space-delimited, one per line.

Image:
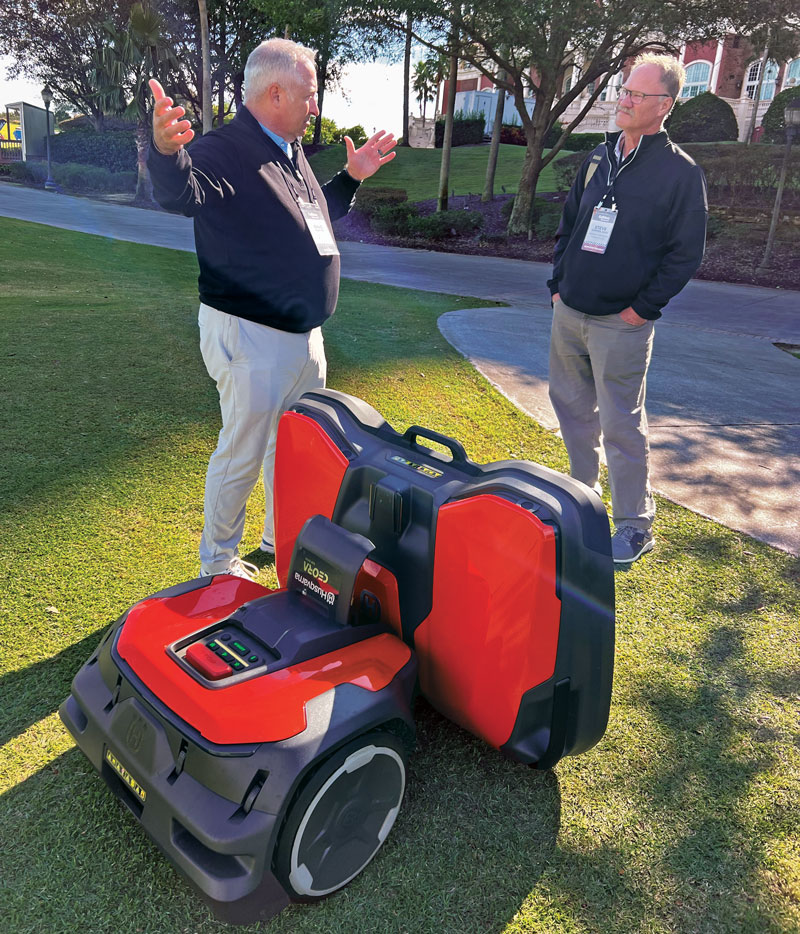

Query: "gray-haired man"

xmin=548 ymin=54 xmax=707 ymax=565
xmin=147 ymin=39 xmax=396 ymax=579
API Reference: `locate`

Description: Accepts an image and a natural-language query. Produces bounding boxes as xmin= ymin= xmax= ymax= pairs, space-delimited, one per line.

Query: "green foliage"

xmin=761 ymin=87 xmax=800 ymax=142
xmin=553 ymin=151 xmax=587 ymax=192
xmin=435 ymin=110 xmax=485 ymax=148
xmin=566 ymin=132 xmax=605 ymax=151
xmin=370 ymin=202 xmax=419 ymax=235
xmin=50 ymin=127 xmax=137 ymax=173
xmin=668 ymin=92 xmax=738 ymax=143
xmin=407 ymin=209 xmax=484 ymax=239
xmin=304 ymin=116 xmax=339 ymax=144
xmin=682 ymin=143 xmax=800 ymax=208
xmin=355 ymin=187 xmax=408 ymax=217
xmin=543 ymin=120 xmax=564 ymax=149
xmin=333 ymin=124 xmax=367 ymax=147
xmin=5 ymin=159 xmax=135 ymax=193
xmin=500 ymin=196 xmax=561 ymax=239
xmin=500 ymin=124 xmax=526 ymax=145
xmin=499 ymin=125 xmax=603 ymax=152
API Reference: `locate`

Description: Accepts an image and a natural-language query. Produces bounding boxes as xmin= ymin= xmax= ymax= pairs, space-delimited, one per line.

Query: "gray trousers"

xmin=548 ymin=298 xmax=655 ymax=530
xmin=197 ymin=304 xmax=326 ymax=574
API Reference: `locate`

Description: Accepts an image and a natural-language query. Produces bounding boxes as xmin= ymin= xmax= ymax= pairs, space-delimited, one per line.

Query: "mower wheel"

xmin=274 ymin=731 xmax=408 ymax=899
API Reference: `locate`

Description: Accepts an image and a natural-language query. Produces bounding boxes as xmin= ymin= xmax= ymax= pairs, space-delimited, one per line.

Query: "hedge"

xmin=2 ymin=160 xmax=136 ymax=193
xmin=51 ymin=127 xmax=137 ymax=173
xmin=435 ymin=111 xmax=484 ymax=148
xmin=499 ymin=124 xmax=603 ymax=152
xmin=761 ymin=88 xmax=800 ymax=143
xmin=553 ymin=143 xmax=800 ymax=209
xmin=407 ymin=209 xmax=483 ymax=239
xmin=667 ymin=92 xmax=738 ymax=143
xmin=354 ymin=187 xmax=408 ymax=217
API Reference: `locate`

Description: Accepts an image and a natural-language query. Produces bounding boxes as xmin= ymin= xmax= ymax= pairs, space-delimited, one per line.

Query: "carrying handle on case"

xmin=403 ymin=425 xmax=469 ymax=463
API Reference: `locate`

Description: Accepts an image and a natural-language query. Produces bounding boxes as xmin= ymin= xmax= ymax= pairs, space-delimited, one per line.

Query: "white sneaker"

xmin=199 ymin=557 xmax=259 ymax=581
xmin=259 ymin=538 xmax=275 ymax=555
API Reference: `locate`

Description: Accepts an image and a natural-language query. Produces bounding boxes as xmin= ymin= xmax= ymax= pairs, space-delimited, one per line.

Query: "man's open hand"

xmin=149 ymin=78 xmax=194 ymax=155
xmin=344 ymin=131 xmax=397 ymax=181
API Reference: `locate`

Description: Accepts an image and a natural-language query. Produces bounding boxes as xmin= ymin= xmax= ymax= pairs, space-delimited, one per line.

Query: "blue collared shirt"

xmin=258 ymin=121 xmax=293 ymax=158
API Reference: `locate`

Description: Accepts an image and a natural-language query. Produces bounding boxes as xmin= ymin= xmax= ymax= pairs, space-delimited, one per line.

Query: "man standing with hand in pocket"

xmin=547 ymin=53 xmax=707 ymax=566
xmin=147 ymin=38 xmax=396 ymax=579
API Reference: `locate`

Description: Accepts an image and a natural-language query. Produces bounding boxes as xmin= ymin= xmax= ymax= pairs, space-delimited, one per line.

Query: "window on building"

xmin=681 ymin=61 xmax=711 ymax=98
xmin=745 ymin=60 xmax=778 ymax=100
xmin=785 ymin=58 xmax=800 ymax=89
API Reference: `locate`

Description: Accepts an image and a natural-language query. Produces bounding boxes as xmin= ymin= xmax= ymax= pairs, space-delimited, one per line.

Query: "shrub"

xmin=355 ymin=187 xmax=408 ymax=217
xmin=553 ymin=151 xmax=587 ymax=191
xmin=682 ymin=143 xmax=800 ymax=209
xmin=370 ymin=202 xmax=419 ymax=235
xmin=51 ymin=126 xmax=137 ymax=173
xmin=761 ymin=88 xmax=800 ymax=143
xmin=500 ymin=124 xmax=526 ymax=146
xmin=668 ymin=92 xmax=738 ymax=143
xmin=407 ymin=209 xmax=483 ymax=239
xmin=543 ymin=121 xmax=564 ymax=149
xmin=435 ymin=110 xmax=485 ymax=147
xmin=5 ymin=159 xmax=136 ymax=193
xmin=565 ymin=132 xmax=604 ymax=152
xmin=499 ymin=197 xmax=560 ymax=238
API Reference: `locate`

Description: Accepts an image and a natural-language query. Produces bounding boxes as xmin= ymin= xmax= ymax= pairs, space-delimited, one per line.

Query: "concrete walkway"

xmin=2 ymin=182 xmax=799 ymax=555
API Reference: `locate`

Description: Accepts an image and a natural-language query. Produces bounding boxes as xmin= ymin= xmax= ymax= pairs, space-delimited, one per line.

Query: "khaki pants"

xmin=198 ymin=304 xmax=326 ymax=574
xmin=548 ymin=298 xmax=655 ymax=530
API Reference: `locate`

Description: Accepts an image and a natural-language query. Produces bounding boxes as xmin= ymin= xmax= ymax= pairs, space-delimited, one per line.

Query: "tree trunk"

xmin=134 ymin=122 xmax=153 ymax=204
xmin=746 ymin=42 xmax=770 ymax=145
xmin=233 ymin=71 xmax=243 ymax=110
xmin=313 ymin=55 xmax=328 ymax=145
xmin=198 ymin=0 xmax=212 ymax=133
xmin=401 ymin=13 xmax=412 ymax=146
xmin=482 ymin=73 xmax=506 ymax=202
xmin=507 ymin=133 xmax=545 ymax=235
xmin=437 ymin=45 xmax=458 ymax=211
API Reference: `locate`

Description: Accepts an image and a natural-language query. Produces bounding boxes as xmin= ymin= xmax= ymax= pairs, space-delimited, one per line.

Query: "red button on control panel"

xmin=185 ymin=643 xmax=233 ymax=680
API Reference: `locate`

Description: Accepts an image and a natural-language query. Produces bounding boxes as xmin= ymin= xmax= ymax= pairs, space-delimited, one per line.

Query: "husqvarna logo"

xmin=126 ymin=714 xmax=146 ymax=753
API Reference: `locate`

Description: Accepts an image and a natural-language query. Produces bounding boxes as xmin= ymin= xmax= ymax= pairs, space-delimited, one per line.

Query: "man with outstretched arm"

xmin=147 ymin=38 xmax=396 ymax=580
xmin=547 ymin=53 xmax=707 ymax=566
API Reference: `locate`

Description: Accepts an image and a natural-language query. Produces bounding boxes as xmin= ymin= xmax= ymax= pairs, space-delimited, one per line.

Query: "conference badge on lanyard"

xmin=581 ymin=203 xmax=618 ymax=254
xmin=298 ymin=200 xmax=340 ymax=256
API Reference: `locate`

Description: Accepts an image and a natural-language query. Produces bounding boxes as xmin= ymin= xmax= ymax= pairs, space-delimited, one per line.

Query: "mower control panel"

xmin=171 ymin=626 xmax=272 ymax=685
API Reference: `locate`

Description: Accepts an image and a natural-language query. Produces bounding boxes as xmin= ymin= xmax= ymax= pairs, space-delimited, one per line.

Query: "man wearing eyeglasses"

xmin=548 ymin=53 xmax=707 ymax=566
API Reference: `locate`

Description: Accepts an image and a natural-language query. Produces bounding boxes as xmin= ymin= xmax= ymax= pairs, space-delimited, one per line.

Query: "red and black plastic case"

xmin=59 ymin=389 xmax=614 ymax=924
xmin=275 ymin=389 xmax=615 ymax=766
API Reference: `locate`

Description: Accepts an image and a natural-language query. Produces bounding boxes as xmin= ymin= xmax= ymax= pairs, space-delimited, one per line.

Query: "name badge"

xmin=298 ymin=200 xmax=339 ymax=256
xmin=581 ymin=205 xmax=618 ymax=254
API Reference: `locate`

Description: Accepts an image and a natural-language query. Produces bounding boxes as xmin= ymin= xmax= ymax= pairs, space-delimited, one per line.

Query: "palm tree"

xmin=93 ymin=2 xmax=179 ymax=203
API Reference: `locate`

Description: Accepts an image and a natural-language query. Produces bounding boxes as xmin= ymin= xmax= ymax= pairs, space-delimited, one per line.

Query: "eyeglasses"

xmin=618 ymin=86 xmax=672 ymax=105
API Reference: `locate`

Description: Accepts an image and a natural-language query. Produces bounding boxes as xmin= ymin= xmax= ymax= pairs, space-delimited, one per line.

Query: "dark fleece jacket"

xmin=147 ymin=105 xmax=359 ymax=333
xmin=548 ymin=130 xmax=707 ymax=320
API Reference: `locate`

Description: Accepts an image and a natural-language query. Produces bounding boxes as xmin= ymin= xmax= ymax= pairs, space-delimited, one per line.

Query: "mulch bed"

xmin=333 ymin=193 xmax=800 ymax=292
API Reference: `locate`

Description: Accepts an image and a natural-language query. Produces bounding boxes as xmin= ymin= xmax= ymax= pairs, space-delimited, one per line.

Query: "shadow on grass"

xmin=1 ymin=708 xmax=562 ymax=934
xmin=0 ymin=629 xmax=106 ymax=747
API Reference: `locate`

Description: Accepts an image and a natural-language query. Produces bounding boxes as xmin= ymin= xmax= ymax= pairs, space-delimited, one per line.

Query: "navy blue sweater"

xmin=147 ymin=106 xmax=359 ymax=333
xmin=548 ymin=130 xmax=707 ymax=320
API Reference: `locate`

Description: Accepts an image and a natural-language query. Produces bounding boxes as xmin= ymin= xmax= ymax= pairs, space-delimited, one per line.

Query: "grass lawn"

xmin=309 ymin=142 xmax=566 ymax=202
xmin=1 ymin=218 xmax=799 ymax=934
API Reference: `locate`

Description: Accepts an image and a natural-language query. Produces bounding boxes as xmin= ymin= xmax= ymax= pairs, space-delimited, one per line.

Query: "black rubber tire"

xmin=274 ymin=731 xmax=408 ymax=900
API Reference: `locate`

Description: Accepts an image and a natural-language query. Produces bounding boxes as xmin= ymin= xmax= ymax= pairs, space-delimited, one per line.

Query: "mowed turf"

xmin=308 ymin=142 xmax=567 ymax=202
xmin=0 ymin=217 xmax=798 ymax=934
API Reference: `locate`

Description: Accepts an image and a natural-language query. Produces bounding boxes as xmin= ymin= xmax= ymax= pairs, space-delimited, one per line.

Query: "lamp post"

xmin=41 ymin=83 xmax=57 ymax=192
xmin=758 ymin=97 xmax=800 ymax=273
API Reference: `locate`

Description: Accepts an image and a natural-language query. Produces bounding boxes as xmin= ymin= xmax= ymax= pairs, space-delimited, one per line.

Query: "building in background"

xmin=442 ymin=37 xmax=800 ymax=142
